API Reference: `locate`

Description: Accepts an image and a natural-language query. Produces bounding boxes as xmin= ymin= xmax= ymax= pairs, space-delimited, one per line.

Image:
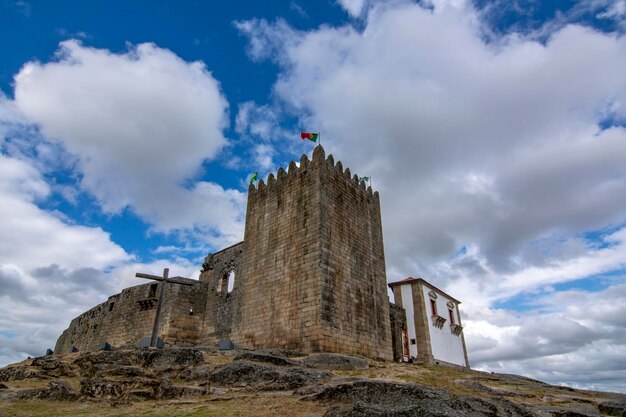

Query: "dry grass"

xmin=0 ymin=393 xmax=326 ymax=417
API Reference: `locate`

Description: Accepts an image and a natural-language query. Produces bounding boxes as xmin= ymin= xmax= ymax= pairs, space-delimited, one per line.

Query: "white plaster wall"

xmin=400 ymin=284 xmax=418 ymax=358
xmin=422 ymin=286 xmax=466 ymax=366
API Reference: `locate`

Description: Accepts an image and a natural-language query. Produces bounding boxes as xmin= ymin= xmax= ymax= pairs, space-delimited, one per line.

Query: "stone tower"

xmin=230 ymin=145 xmax=392 ymax=359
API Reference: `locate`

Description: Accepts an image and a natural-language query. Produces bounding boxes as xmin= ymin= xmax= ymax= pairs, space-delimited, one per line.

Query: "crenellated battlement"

xmin=248 ymin=145 xmax=378 ymax=201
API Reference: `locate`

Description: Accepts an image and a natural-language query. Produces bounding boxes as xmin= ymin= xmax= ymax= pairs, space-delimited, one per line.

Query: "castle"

xmin=55 ymin=145 xmax=469 ymax=367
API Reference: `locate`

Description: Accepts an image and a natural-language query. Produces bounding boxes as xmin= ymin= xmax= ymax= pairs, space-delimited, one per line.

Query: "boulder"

xmin=30 ymin=357 xmax=74 ymax=377
xmin=234 ymin=352 xmax=297 ymax=367
xmin=301 ymin=353 xmax=368 ymax=371
xmin=0 ymin=365 xmax=39 ymax=382
xmin=178 ymin=364 xmax=211 ymax=381
xmin=80 ymin=377 xmax=155 ymax=400
xmin=311 ymin=380 xmax=536 ymax=417
xmin=75 ymin=350 xmax=134 ymax=369
xmin=210 ymin=360 xmax=331 ymax=390
xmin=134 ymin=348 xmax=203 ymax=369
xmin=94 ymin=365 xmax=148 ymax=378
xmin=80 ymin=374 xmax=208 ymax=401
xmin=256 ymin=348 xmax=304 ymax=357
xmin=16 ymin=381 xmax=79 ymax=401
xmin=153 ymin=378 xmax=207 ymax=399
xmin=599 ymin=401 xmax=626 ymax=417
xmin=548 ymin=410 xmax=601 ymax=417
xmin=74 ymin=348 xmax=203 ymax=379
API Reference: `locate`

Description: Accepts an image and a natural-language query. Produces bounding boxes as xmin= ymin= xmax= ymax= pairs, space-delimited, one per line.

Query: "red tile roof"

xmin=389 ymin=276 xmax=420 ymax=284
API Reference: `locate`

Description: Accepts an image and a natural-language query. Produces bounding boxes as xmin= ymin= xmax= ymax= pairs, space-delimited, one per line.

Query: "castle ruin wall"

xmin=55 ymin=279 xmax=207 ymax=353
xmin=199 ymin=241 xmax=245 ymax=343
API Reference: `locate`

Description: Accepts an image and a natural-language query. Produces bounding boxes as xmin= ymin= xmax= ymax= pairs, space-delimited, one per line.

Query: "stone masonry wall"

xmin=389 ymin=302 xmax=407 ymax=361
xmin=231 ymin=152 xmax=323 ymax=351
xmin=317 ymin=147 xmax=392 ymax=360
xmin=232 ymin=145 xmax=393 ymax=360
xmin=158 ymin=280 xmax=207 ymax=346
xmin=55 ymin=283 xmax=160 ymax=353
xmin=199 ymin=242 xmax=245 ymax=343
xmin=55 ymin=279 xmax=206 ymax=354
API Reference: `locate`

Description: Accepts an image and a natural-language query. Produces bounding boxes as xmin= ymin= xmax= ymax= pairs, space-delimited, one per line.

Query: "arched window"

xmin=226 ymin=271 xmax=235 ymax=293
xmin=217 ymin=270 xmax=235 ymax=293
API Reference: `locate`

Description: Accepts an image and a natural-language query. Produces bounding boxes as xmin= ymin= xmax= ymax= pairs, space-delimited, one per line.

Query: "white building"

xmin=389 ymin=277 xmax=470 ymax=368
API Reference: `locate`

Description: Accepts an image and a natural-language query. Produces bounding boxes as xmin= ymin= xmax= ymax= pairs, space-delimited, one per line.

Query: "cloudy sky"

xmin=1 ymin=0 xmax=625 ymax=392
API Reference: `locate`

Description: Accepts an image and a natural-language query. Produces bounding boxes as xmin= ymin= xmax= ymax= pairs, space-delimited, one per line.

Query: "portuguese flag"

xmin=300 ymin=132 xmax=319 ymax=143
xmin=249 ymin=172 xmax=258 ymax=186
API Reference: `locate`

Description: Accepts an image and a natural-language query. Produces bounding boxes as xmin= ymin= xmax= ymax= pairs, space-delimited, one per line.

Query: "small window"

xmin=448 ymin=309 xmax=455 ymax=325
xmin=410 ymin=338 xmax=416 ymax=345
xmin=108 ymin=302 xmax=115 ymax=312
xmin=430 ymin=299 xmax=438 ymax=316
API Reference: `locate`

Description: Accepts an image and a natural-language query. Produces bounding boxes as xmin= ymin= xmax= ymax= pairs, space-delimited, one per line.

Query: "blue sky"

xmin=1 ymin=0 xmax=625 ymax=392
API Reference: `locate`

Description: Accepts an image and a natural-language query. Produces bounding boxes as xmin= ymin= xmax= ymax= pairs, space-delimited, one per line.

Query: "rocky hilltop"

xmin=0 ymin=347 xmax=624 ymax=417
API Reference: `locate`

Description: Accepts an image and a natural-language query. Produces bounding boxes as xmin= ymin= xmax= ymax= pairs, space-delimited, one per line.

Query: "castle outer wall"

xmin=55 ymin=278 xmax=207 ymax=353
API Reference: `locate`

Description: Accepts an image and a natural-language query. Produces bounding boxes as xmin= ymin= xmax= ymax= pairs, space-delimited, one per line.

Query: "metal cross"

xmin=135 ymin=268 xmax=194 ymax=347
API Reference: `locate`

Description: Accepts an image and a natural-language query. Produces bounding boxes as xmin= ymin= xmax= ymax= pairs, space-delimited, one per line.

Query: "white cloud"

xmin=337 ymin=0 xmax=366 ymax=17
xmin=0 ymin=42 xmax=245 ymax=366
xmin=236 ymin=101 xmax=280 ymax=140
xmin=290 ymin=2 xmax=308 ymax=18
xmin=239 ymin=2 xmax=626 ymax=269
xmin=238 ymin=2 xmax=626 ymax=390
xmin=234 ymin=100 xmax=315 ymax=178
xmin=0 ymin=94 xmax=29 ymax=146
xmin=234 ymin=19 xmax=298 ymax=64
xmin=475 ymin=0 xmax=626 ymax=41
xmin=597 ymin=0 xmax=626 ymax=19
xmin=0 ymin=152 xmax=203 ymax=366
xmin=13 ymin=40 xmax=244 ymax=246
xmin=0 ymin=155 xmax=128 ymax=270
xmin=464 ymin=282 xmax=626 ymax=392
xmin=253 ymin=144 xmax=275 ymax=170
xmin=0 ymin=151 xmax=131 ymax=365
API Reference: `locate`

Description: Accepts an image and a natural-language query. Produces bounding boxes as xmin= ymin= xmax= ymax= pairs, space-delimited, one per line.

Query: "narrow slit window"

xmin=448 ymin=309 xmax=455 ymax=325
xmin=149 ymin=283 xmax=157 ymax=298
xmin=226 ymin=271 xmax=235 ymax=293
xmin=430 ymin=299 xmax=438 ymax=316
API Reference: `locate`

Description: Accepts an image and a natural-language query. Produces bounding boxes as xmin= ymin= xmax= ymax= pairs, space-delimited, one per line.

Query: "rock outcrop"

xmin=0 ymin=347 xmax=625 ymax=417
